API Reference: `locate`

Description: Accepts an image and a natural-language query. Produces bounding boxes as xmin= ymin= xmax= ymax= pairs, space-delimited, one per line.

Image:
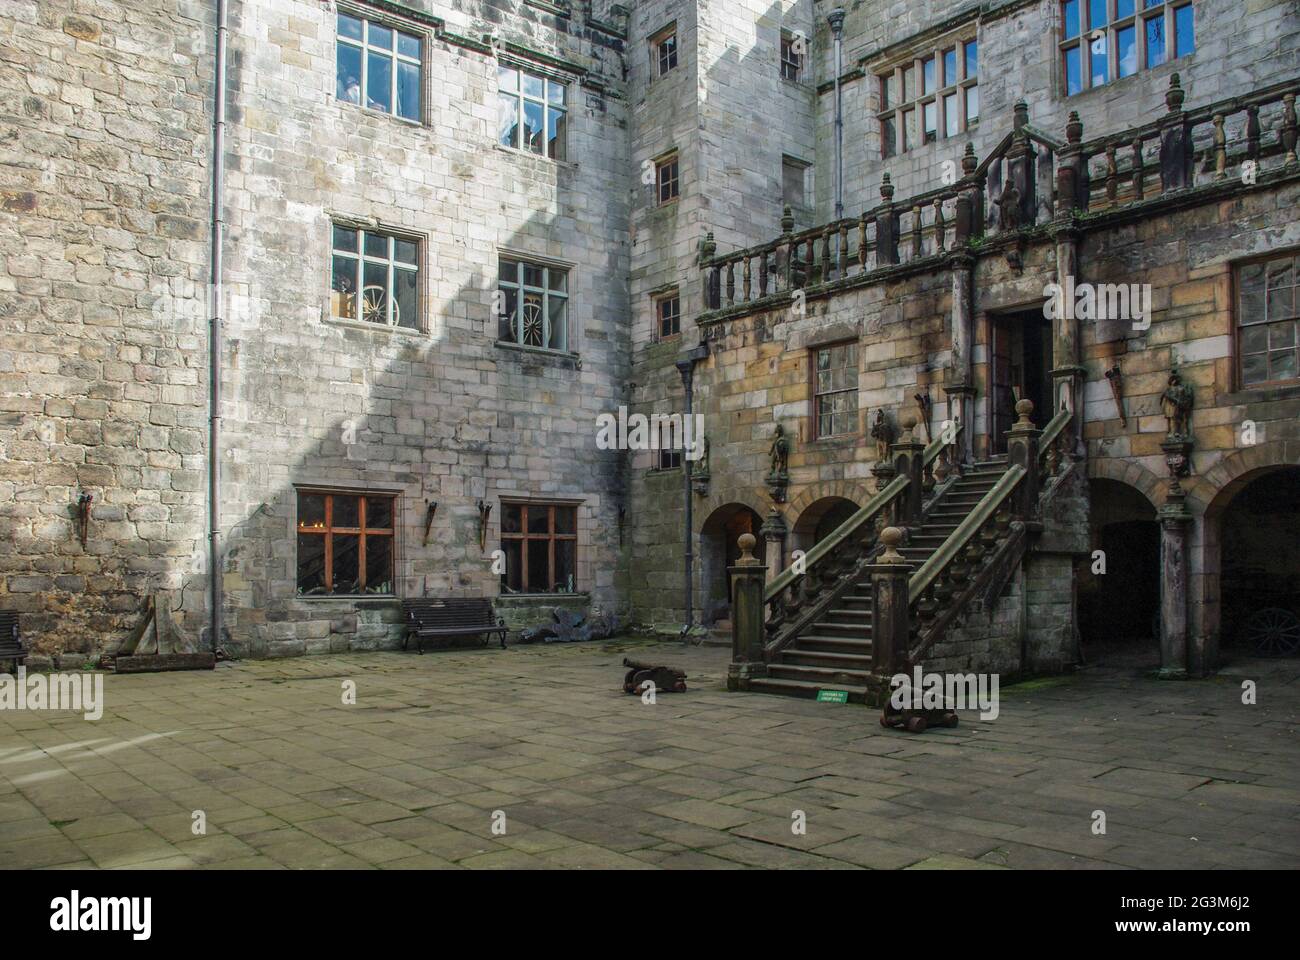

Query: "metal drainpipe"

xmin=207 ymin=0 xmax=229 ymax=653
xmin=675 ymin=341 xmax=710 ymax=641
xmin=829 ymin=8 xmax=846 ymax=277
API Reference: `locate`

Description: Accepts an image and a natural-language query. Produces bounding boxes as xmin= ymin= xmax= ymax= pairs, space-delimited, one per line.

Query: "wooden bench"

xmin=0 ymin=611 xmax=26 ymax=672
xmin=402 ymin=598 xmax=506 ymax=653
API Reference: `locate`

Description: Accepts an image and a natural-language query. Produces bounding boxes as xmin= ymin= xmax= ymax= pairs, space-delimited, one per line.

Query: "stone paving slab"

xmin=2 ymin=639 xmax=1298 ymax=870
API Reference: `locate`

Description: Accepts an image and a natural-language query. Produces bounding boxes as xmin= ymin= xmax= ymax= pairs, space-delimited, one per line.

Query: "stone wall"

xmin=0 ymin=0 xmax=213 ymax=656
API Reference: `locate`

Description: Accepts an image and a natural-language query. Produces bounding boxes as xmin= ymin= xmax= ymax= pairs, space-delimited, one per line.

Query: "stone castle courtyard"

xmin=2 ymin=642 xmax=1297 ymax=871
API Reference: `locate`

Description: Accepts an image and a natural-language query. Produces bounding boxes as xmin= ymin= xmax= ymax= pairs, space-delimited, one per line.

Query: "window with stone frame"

xmin=331 ymin=224 xmax=420 ymax=329
xmin=877 ymin=37 xmax=978 ymax=159
xmin=336 ymin=11 xmax=422 ymax=121
xmin=652 ymin=24 xmax=679 ymax=78
xmin=1237 ymin=252 xmax=1300 ymax=387
xmin=813 ymin=342 xmax=859 ymax=439
xmin=500 ymin=501 xmax=578 ymax=594
xmin=497 ymin=63 xmax=568 ymax=160
xmin=780 ymin=30 xmax=804 ymax=82
xmin=498 ymin=256 xmax=570 ymax=351
xmin=652 ymin=416 xmax=685 ymax=471
xmin=296 ymin=490 xmax=396 ymax=596
xmin=656 ymin=290 xmax=681 ymax=341
xmin=1060 ymin=0 xmax=1194 ymax=97
xmin=656 ymin=152 xmax=680 ymax=204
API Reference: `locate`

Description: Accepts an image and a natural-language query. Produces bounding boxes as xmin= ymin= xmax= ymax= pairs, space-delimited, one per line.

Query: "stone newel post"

xmin=760 ymin=507 xmax=787 ymax=584
xmin=727 ymin=533 xmax=768 ymax=691
xmin=891 ymin=415 xmax=925 ymax=524
xmin=866 ymin=527 xmax=912 ymax=683
xmin=1004 ymin=399 xmax=1040 ymax=519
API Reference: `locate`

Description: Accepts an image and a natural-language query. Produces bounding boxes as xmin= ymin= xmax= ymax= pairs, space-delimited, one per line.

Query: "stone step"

xmin=768 ymin=663 xmax=874 ymax=685
xmin=746 ymin=676 xmax=870 ymax=703
xmin=810 ymin=620 xmax=870 ymax=638
xmin=798 ymin=635 xmax=874 ymax=654
xmin=781 ymin=650 xmax=873 ymax=670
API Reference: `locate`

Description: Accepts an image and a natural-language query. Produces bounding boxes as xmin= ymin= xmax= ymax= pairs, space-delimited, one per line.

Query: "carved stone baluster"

xmin=1212 ymin=113 xmax=1227 ymax=180
xmin=837 ymin=220 xmax=848 ymax=279
xmin=742 ymin=255 xmax=751 ymax=302
xmin=911 ymin=205 xmax=923 ymax=258
xmin=933 ymin=198 xmax=945 ymax=251
xmin=1282 ymin=93 xmax=1299 ymax=166
xmin=783 ymin=238 xmax=794 ymax=290
xmin=1245 ymin=104 xmax=1261 ymax=162
xmin=876 ymin=174 xmax=899 ymax=265
xmin=1105 ymin=145 xmax=1118 ymax=203
xmin=820 ymin=227 xmax=831 ymax=283
xmin=1131 ymin=138 xmax=1145 ymax=201
xmin=726 ymin=260 xmax=735 ymax=304
xmin=858 ymin=213 xmax=868 ymax=269
xmin=759 ymin=247 xmax=768 ymax=298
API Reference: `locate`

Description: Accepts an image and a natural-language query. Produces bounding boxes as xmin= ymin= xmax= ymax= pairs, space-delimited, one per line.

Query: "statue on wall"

xmin=869 ymin=409 xmax=897 ymax=461
xmin=1160 ymin=370 xmax=1194 ymax=440
xmin=768 ymin=423 xmax=789 ymax=478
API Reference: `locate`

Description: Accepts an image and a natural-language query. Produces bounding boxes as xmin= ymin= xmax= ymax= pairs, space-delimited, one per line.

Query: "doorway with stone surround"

xmin=989 ymin=309 xmax=1054 ymax=453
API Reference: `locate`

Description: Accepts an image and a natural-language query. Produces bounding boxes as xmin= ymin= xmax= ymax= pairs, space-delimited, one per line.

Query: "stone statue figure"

xmin=869 ymin=409 xmax=897 ymax=461
xmin=1160 ymin=370 xmax=1194 ymax=439
xmin=768 ymin=424 xmax=789 ymax=477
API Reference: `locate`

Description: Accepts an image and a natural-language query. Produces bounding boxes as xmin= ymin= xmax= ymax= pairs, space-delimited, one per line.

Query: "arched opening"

xmin=792 ymin=496 xmax=861 ymax=554
xmin=1218 ymin=466 xmax=1300 ymax=657
xmin=1078 ymin=478 xmax=1160 ymax=665
xmin=699 ymin=503 xmax=766 ymax=625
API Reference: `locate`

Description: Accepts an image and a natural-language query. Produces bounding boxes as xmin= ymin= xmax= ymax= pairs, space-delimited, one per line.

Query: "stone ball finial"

xmin=737 ymin=532 xmax=757 ymax=563
xmin=1015 ymin=398 xmax=1035 ymax=426
xmin=879 ymin=526 xmax=905 ymax=563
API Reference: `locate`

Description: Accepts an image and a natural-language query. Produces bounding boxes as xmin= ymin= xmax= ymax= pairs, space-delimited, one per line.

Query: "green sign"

xmin=816 ymin=690 xmax=849 ymax=704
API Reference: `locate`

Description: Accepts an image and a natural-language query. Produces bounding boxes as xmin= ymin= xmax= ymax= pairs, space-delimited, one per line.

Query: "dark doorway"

xmin=990 ymin=310 xmax=1053 ymax=453
xmin=1220 ymin=467 xmax=1300 ymax=657
xmin=700 ymin=503 xmax=767 ymax=621
xmin=1078 ymin=479 xmax=1160 ymax=666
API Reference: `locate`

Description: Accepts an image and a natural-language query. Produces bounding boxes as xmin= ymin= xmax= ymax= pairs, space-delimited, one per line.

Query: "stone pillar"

xmin=947 ymin=250 xmax=975 ymax=466
xmin=891 ymin=415 xmax=925 ymax=523
xmin=865 ymin=527 xmax=912 ymax=683
xmin=759 ymin=507 xmax=787 ymax=584
xmin=1051 ymin=224 xmax=1086 ymax=453
xmin=727 ymin=533 xmax=769 ymax=691
xmin=1005 ymin=399 xmax=1040 ymax=519
xmin=1159 ymin=74 xmax=1191 ymax=192
xmin=1158 ymin=439 xmax=1194 ymax=678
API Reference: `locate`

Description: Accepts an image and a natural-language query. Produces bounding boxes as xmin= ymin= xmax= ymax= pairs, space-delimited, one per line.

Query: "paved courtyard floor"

xmin=2 ymin=639 xmax=1298 ymax=870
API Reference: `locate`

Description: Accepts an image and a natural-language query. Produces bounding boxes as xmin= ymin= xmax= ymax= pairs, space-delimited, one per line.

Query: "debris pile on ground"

xmin=517 ymin=607 xmax=619 ymax=644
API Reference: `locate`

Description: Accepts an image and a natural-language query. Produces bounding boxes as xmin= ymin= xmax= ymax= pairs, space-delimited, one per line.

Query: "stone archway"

xmin=1078 ymin=478 xmax=1160 ymax=666
xmin=698 ymin=501 xmax=766 ymax=625
xmin=791 ymin=496 xmax=862 ymax=555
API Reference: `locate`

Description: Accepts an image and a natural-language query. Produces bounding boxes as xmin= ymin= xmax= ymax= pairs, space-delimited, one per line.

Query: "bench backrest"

xmin=0 ymin=611 xmax=19 ymax=642
xmin=402 ymin=598 xmax=496 ymax=627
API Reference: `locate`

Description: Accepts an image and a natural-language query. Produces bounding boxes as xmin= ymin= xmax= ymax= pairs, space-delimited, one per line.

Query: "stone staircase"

xmin=748 ymin=456 xmax=1012 ymax=703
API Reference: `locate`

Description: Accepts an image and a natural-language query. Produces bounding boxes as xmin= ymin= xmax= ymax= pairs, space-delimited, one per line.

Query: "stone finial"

xmin=1066 ymin=110 xmax=1083 ymax=145
xmin=781 ymin=204 xmax=795 ymax=235
xmin=1013 ymin=99 xmax=1029 ymax=131
xmin=900 ymin=413 xmax=918 ymax=442
xmin=737 ymin=532 xmax=758 ymax=564
xmin=1166 ymin=72 xmax=1184 ymax=113
xmin=1014 ymin=398 xmax=1035 ymax=427
xmin=961 ymin=141 xmax=978 ymax=176
xmin=879 ymin=526 xmax=905 ymax=563
xmin=880 ymin=172 xmax=894 ymax=202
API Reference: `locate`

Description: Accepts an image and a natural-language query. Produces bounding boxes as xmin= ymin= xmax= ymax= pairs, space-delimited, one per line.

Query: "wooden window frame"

xmin=656 ymin=290 xmax=681 ymax=341
xmin=498 ymin=255 xmax=570 ymax=351
xmin=296 ymin=490 xmax=397 ymax=597
xmin=811 ymin=341 xmax=859 ymax=440
xmin=780 ymin=31 xmax=803 ymax=82
xmin=652 ymin=24 xmax=679 ymax=78
xmin=656 ymin=153 xmax=680 ymax=205
xmin=1235 ymin=250 xmax=1300 ymax=390
xmin=1059 ymin=0 xmax=1194 ymax=98
xmin=499 ymin=501 xmax=579 ymax=594
xmin=330 ymin=223 xmax=422 ymax=330
xmin=335 ymin=7 xmax=425 ymax=122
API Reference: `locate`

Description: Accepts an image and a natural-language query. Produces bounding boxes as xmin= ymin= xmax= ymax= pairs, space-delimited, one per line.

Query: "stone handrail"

xmin=761 ymin=474 xmax=910 ymax=657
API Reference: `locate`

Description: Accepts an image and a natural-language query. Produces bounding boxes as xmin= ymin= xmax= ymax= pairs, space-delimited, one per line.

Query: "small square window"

xmin=657 ymin=293 xmax=681 ymax=340
xmin=653 ymin=26 xmax=679 ymax=77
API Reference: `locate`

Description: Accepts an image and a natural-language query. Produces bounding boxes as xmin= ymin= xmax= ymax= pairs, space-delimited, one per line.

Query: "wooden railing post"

xmin=727 ymin=533 xmax=769 ymax=691
xmin=866 ymin=527 xmax=912 ymax=681
xmin=1005 ymin=399 xmax=1040 ymax=519
xmin=891 ymin=414 xmax=925 ymax=523
xmin=1159 ymin=73 xmax=1191 ymax=191
xmin=875 ymin=174 xmax=899 ymax=264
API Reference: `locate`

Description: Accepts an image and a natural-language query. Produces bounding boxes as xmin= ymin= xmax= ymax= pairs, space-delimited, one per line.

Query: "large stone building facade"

xmin=2 ymin=0 xmax=1299 ymax=682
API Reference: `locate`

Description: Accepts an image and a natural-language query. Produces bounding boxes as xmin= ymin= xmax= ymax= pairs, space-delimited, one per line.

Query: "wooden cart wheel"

xmin=1245 ymin=607 xmax=1300 ymax=657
